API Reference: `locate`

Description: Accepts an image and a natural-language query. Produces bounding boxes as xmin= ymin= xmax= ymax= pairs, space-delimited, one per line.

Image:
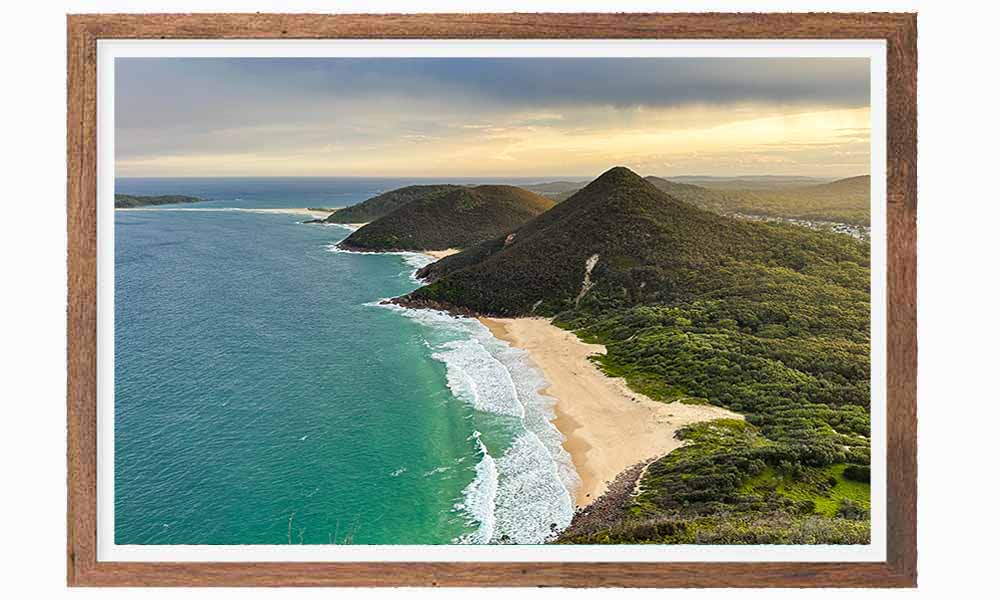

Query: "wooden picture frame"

xmin=67 ymin=12 xmax=917 ymax=587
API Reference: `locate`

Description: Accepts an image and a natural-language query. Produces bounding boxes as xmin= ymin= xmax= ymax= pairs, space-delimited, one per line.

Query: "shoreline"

xmin=479 ymin=316 xmax=741 ymax=509
xmin=116 ymin=206 xmax=337 ymax=219
xmin=335 ymin=240 xmax=460 ymax=262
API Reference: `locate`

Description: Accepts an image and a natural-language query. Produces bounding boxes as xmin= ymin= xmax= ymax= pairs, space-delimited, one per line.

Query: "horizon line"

xmin=115 ymin=173 xmax=868 ymax=181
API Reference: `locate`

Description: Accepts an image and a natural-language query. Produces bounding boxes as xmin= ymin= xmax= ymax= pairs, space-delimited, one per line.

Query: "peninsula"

xmin=114 ymin=193 xmax=206 ymax=208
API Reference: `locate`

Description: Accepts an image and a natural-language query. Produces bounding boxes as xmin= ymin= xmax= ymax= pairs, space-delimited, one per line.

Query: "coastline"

xmin=116 ymin=206 xmax=336 ymax=219
xmin=333 ymin=242 xmax=459 ymax=262
xmin=479 ymin=316 xmax=741 ymax=509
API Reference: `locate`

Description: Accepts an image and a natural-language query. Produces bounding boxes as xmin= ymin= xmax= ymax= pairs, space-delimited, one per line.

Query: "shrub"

xmin=843 ymin=464 xmax=871 ymax=483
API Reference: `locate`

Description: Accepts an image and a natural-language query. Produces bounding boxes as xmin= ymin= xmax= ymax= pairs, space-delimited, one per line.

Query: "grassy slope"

xmin=114 ymin=194 xmax=204 ymax=208
xmin=341 ymin=185 xmax=555 ymax=251
xmin=406 ymin=167 xmax=871 ymax=544
xmin=324 ymin=184 xmax=461 ymax=224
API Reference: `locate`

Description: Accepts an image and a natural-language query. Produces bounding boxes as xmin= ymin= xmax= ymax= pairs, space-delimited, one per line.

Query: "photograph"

xmin=109 ymin=51 xmax=877 ymax=549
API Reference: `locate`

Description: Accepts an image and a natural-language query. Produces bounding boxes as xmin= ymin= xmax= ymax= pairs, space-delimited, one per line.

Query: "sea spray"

xmin=339 ymin=227 xmax=576 ymax=543
xmin=432 ymin=338 xmax=525 ymax=418
xmin=374 ymin=301 xmax=576 ymax=543
xmin=487 ymin=337 xmax=581 ymax=506
xmin=325 ymin=243 xmax=435 ymax=283
xmin=454 ymin=432 xmax=498 ymax=544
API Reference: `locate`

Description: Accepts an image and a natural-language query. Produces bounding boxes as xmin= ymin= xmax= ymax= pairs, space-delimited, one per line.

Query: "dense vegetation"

xmin=413 ymin=168 xmax=867 ymax=316
xmin=340 ymin=185 xmax=554 ymax=252
xmin=324 ymin=184 xmax=460 ymax=224
xmin=114 ymin=194 xmax=205 ymax=208
xmin=403 ymin=167 xmax=871 ymax=544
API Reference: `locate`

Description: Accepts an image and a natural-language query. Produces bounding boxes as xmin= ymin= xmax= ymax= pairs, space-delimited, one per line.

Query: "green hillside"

xmin=339 ymin=185 xmax=555 ymax=252
xmin=404 ymin=167 xmax=872 ymax=544
xmin=717 ymin=175 xmax=871 ymax=226
xmin=413 ymin=167 xmax=866 ymax=316
xmin=324 ymin=184 xmax=461 ymax=224
xmin=643 ymin=175 xmax=871 ymax=226
xmin=114 ymin=194 xmax=205 ymax=208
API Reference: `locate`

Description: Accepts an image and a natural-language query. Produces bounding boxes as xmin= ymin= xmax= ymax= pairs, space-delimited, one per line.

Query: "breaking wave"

xmin=376 ymin=302 xmax=577 ymax=544
xmin=324 ymin=243 xmax=434 ymax=282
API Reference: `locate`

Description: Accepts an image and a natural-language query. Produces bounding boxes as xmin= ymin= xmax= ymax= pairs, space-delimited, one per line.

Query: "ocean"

xmin=113 ymin=177 xmax=577 ymax=545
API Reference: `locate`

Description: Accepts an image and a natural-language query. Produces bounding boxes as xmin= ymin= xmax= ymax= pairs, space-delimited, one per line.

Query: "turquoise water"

xmin=114 ymin=178 xmax=576 ymax=545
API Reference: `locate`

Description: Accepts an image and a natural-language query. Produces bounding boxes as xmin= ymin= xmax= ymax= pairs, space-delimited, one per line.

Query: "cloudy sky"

xmin=115 ymin=57 xmax=870 ymax=178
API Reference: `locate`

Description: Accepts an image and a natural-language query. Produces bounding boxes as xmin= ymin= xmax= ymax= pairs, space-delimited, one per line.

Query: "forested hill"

xmin=339 ymin=185 xmax=555 ymax=252
xmin=403 ymin=166 xmax=873 ymax=545
xmin=323 ymin=184 xmax=460 ymax=224
xmin=410 ymin=166 xmax=867 ymax=316
xmin=114 ymin=194 xmax=205 ymax=208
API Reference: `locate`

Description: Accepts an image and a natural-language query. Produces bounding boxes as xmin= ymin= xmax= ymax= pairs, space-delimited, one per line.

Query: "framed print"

xmin=67 ymin=12 xmax=917 ymax=587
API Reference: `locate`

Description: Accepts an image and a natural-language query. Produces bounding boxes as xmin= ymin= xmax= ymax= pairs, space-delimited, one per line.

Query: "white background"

xmin=0 ymin=0 xmax=997 ymax=597
xmin=95 ymin=38 xmax=889 ymax=565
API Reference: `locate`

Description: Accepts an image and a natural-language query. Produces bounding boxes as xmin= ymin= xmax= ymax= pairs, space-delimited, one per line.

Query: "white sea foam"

xmin=432 ymin=338 xmax=525 ymax=418
xmin=488 ymin=338 xmax=581 ymax=499
xmin=373 ymin=302 xmax=576 ymax=543
xmin=322 ymin=222 xmax=365 ymax=231
xmin=492 ymin=432 xmax=574 ymax=543
xmin=454 ymin=432 xmax=498 ymax=544
xmin=324 ymin=244 xmax=435 ymax=282
xmin=348 ymin=244 xmax=577 ymax=543
xmin=423 ymin=466 xmax=452 ymax=477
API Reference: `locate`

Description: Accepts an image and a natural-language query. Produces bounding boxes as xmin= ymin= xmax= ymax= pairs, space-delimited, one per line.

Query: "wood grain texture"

xmin=67 ymin=14 xmax=99 ymax=588
xmin=66 ymin=12 xmax=917 ymax=588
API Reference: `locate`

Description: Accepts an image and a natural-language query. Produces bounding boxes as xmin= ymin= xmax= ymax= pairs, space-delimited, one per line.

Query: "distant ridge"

xmin=114 ymin=194 xmax=205 ymax=208
xmin=669 ymin=175 xmax=830 ymax=190
xmin=522 ymin=180 xmax=590 ymax=201
xmin=324 ymin=184 xmax=461 ymax=224
xmin=801 ymin=174 xmax=870 ymax=195
xmin=643 ymin=176 xmax=732 ymax=211
xmin=717 ymin=175 xmax=871 ymax=225
xmin=642 ymin=174 xmax=872 ymax=226
xmin=339 ymin=185 xmax=555 ymax=252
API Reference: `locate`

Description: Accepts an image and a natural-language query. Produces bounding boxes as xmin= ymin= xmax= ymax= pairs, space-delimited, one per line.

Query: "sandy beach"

xmin=251 ymin=207 xmax=336 ymax=218
xmin=479 ymin=317 xmax=741 ymax=508
xmin=423 ymin=248 xmax=461 ymax=260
